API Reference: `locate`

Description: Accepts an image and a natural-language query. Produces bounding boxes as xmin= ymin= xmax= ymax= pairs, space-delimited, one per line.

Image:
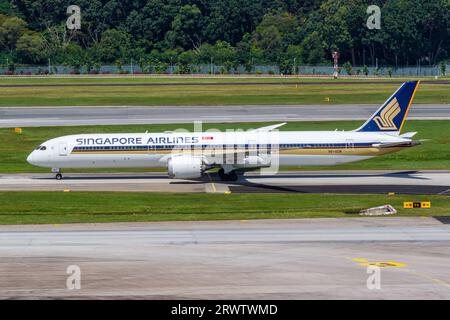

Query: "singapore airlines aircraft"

xmin=27 ymin=81 xmax=421 ymax=181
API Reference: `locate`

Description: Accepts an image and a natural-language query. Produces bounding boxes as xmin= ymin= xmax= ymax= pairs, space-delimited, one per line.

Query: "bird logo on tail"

xmin=372 ymin=98 xmax=401 ymax=130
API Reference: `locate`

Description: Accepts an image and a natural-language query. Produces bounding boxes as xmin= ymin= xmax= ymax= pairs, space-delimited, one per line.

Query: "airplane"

xmin=27 ymin=80 xmax=421 ymax=181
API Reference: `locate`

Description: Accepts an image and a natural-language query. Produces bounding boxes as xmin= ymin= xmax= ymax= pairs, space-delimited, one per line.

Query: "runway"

xmin=0 ymin=170 xmax=449 ymax=195
xmin=0 ymin=104 xmax=449 ymax=127
xmin=0 ymin=217 xmax=449 ymax=299
xmin=1 ymin=80 xmax=448 ymax=88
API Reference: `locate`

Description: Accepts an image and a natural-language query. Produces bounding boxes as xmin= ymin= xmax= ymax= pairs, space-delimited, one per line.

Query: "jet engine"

xmin=167 ymin=155 xmax=204 ymax=179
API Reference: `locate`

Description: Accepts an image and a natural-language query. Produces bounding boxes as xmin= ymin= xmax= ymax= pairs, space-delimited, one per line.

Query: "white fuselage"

xmin=27 ymin=130 xmax=411 ymax=170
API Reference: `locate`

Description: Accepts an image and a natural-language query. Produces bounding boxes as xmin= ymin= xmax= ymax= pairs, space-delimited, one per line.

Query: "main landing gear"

xmin=218 ymin=168 xmax=238 ymax=181
xmin=55 ymin=173 xmax=63 ymax=180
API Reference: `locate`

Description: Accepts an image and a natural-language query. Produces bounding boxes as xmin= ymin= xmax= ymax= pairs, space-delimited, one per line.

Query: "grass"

xmin=1 ymin=120 xmax=449 ymax=173
xmin=0 ymin=77 xmax=448 ymax=105
xmin=0 ymin=192 xmax=448 ymax=225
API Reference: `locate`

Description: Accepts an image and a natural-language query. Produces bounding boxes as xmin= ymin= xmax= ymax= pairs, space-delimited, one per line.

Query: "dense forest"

xmin=0 ymin=0 xmax=449 ymax=73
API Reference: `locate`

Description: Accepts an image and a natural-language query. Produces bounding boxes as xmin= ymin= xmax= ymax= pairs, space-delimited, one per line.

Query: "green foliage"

xmin=0 ymin=1 xmax=448 ymax=68
xmin=363 ymin=65 xmax=369 ymax=76
xmin=387 ymin=68 xmax=393 ymax=78
xmin=166 ymin=4 xmax=204 ymax=50
xmin=0 ymin=15 xmax=26 ymax=51
xmin=1 ymin=192 xmax=449 ymax=224
xmin=98 ymin=29 xmax=131 ymax=63
xmin=343 ymin=61 xmax=352 ymax=75
xmin=440 ymin=61 xmax=446 ymax=76
xmin=16 ymin=33 xmax=45 ymax=63
xmin=0 ymin=0 xmax=16 ymax=16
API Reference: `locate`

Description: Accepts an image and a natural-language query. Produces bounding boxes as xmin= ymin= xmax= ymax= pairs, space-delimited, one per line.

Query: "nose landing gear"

xmin=52 ymin=168 xmax=63 ymax=180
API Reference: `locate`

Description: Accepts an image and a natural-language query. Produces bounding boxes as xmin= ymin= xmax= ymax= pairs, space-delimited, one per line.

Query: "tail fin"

xmin=355 ymin=80 xmax=420 ymax=134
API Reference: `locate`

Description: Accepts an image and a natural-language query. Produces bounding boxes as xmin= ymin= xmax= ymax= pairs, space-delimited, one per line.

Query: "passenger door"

xmin=345 ymin=139 xmax=354 ymax=150
xmin=59 ymin=142 xmax=68 ymax=156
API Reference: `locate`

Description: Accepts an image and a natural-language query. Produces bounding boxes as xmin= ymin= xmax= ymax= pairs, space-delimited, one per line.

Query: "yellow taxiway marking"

xmin=402 ymin=269 xmax=450 ymax=288
xmin=351 ymin=258 xmax=407 ymax=268
xmin=349 ymin=257 xmax=449 ymax=288
xmin=207 ymin=173 xmax=217 ymax=193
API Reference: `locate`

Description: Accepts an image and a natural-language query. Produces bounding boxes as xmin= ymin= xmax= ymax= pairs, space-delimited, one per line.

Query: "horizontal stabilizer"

xmin=400 ymin=132 xmax=417 ymax=139
xmin=372 ymin=140 xmax=421 ymax=148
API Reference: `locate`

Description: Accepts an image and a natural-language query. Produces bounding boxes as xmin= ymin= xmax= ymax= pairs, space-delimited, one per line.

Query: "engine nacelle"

xmin=167 ymin=155 xmax=204 ymax=179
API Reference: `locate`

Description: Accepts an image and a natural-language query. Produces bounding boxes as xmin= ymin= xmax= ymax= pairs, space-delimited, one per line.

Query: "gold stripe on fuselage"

xmin=71 ymin=146 xmax=407 ymax=157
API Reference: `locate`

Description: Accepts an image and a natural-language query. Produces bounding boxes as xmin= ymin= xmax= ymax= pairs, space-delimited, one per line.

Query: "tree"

xmin=440 ymin=61 xmax=446 ymax=76
xmin=198 ymin=41 xmax=237 ymax=72
xmin=285 ymin=45 xmax=303 ymax=72
xmin=300 ymin=31 xmax=325 ymax=64
xmin=97 ymin=29 xmax=131 ymax=63
xmin=251 ymin=12 xmax=298 ymax=62
xmin=3 ymin=0 xmax=450 ymax=68
xmin=177 ymin=50 xmax=196 ymax=74
xmin=64 ymin=43 xmax=85 ymax=73
xmin=317 ymin=0 xmax=366 ymax=66
xmin=343 ymin=61 xmax=352 ymax=75
xmin=166 ymin=4 xmax=204 ymax=50
xmin=0 ymin=15 xmax=26 ymax=52
xmin=16 ymin=33 xmax=45 ymax=63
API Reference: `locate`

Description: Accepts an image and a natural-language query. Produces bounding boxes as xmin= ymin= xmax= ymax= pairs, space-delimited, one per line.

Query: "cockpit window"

xmin=35 ymin=146 xmax=46 ymax=151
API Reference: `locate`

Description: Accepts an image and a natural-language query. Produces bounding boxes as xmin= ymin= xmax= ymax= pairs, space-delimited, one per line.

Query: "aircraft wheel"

xmin=219 ymin=170 xmax=238 ymax=182
xmin=218 ymin=168 xmax=226 ymax=180
xmin=55 ymin=173 xmax=63 ymax=180
xmin=228 ymin=171 xmax=238 ymax=181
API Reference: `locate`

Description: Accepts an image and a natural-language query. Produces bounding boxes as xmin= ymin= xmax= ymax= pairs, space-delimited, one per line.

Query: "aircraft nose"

xmin=27 ymin=152 xmax=35 ymax=165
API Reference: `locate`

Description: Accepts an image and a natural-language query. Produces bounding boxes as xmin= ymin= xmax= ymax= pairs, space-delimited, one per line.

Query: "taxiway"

xmin=0 ymin=104 xmax=449 ymax=127
xmin=0 ymin=170 xmax=449 ymax=194
xmin=0 ymin=217 xmax=449 ymax=299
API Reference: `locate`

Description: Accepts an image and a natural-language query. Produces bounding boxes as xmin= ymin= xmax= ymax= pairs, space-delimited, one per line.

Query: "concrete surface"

xmin=0 ymin=104 xmax=449 ymax=127
xmin=0 ymin=170 xmax=449 ymax=194
xmin=0 ymin=217 xmax=449 ymax=299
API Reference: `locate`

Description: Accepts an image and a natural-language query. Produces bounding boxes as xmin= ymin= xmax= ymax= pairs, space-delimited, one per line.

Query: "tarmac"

xmin=0 ymin=217 xmax=449 ymax=299
xmin=0 ymin=104 xmax=449 ymax=127
xmin=1 ymin=81 xmax=449 ymax=300
xmin=0 ymin=170 xmax=449 ymax=195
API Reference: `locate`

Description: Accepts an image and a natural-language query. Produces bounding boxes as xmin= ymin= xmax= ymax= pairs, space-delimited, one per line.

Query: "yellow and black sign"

xmin=403 ymin=201 xmax=431 ymax=209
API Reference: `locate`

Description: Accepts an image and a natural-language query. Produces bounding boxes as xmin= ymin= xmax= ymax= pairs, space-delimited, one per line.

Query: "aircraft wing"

xmin=251 ymin=123 xmax=286 ymax=132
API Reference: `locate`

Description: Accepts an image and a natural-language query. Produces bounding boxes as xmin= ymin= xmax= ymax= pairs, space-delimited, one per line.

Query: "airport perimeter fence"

xmin=0 ymin=64 xmax=447 ymax=77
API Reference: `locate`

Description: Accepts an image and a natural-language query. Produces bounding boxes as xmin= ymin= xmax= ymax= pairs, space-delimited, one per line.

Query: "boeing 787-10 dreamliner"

xmin=27 ymin=81 xmax=421 ymax=181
